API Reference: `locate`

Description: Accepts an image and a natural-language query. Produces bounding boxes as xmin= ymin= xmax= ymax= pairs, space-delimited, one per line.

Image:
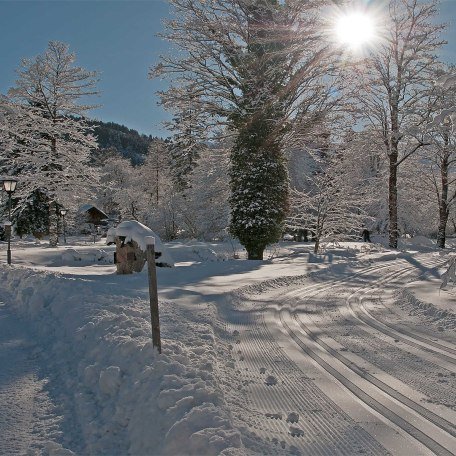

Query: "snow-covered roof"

xmin=106 ymin=220 xmax=174 ymax=267
xmin=79 ymin=204 xmax=96 ymax=213
xmin=78 ymin=204 xmax=108 ymax=217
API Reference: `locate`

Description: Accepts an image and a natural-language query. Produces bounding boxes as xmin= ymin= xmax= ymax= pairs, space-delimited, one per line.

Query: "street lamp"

xmin=60 ymin=208 xmax=68 ymax=244
xmin=2 ymin=178 xmax=18 ymax=265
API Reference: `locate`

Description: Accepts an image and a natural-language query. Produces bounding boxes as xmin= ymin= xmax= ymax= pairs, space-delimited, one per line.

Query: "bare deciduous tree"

xmin=153 ymin=0 xmax=340 ymax=259
xmin=354 ymin=0 xmax=445 ymax=248
xmin=6 ymin=41 xmax=99 ymax=245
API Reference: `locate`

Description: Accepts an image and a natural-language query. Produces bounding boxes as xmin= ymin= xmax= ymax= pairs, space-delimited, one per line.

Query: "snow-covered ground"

xmin=0 ymin=237 xmax=455 ymax=455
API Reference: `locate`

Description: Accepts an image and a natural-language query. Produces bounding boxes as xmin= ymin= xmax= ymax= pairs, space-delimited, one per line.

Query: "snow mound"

xmin=163 ymin=402 xmax=241 ymax=455
xmin=99 ymin=366 xmax=122 ymax=396
xmin=61 ymin=248 xmax=111 ymax=264
xmin=164 ymin=241 xmax=238 ymax=264
xmin=107 ymin=220 xmax=174 ymax=267
xmin=396 ymin=289 xmax=456 ymax=331
xmin=0 ymin=266 xmax=240 ymax=455
xmin=398 ymin=235 xmax=436 ymax=250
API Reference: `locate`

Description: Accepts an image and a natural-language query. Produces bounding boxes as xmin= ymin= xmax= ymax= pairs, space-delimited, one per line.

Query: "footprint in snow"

xmin=232 ymin=330 xmax=240 ymax=337
xmin=289 ymin=445 xmax=302 ymax=455
xmin=286 ymin=412 xmax=299 ymax=423
xmin=265 ymin=375 xmax=278 ymax=386
xmin=289 ymin=426 xmax=304 ymax=437
xmin=265 ymin=413 xmax=282 ymax=420
xmin=259 ymin=367 xmax=266 ymax=374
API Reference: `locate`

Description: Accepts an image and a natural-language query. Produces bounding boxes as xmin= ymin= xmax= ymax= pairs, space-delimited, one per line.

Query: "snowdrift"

xmin=0 ymin=265 xmax=240 ymax=454
xmin=107 ymin=220 xmax=174 ymax=267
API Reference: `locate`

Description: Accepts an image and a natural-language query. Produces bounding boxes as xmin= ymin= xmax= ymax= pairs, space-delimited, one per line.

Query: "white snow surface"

xmin=0 ymin=237 xmax=455 ymax=454
xmin=107 ymin=220 xmax=174 ymax=267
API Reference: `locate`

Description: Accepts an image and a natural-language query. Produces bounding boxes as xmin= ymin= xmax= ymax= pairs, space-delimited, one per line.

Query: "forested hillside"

xmin=88 ymin=119 xmax=164 ymax=165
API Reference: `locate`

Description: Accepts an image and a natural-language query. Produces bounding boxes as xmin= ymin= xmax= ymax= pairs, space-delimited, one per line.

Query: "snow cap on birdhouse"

xmin=107 ymin=220 xmax=174 ymax=267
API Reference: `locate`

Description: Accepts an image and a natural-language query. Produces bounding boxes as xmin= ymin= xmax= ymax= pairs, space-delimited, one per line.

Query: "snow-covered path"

xmin=1 ymin=240 xmax=455 ymax=454
xmin=0 ymin=301 xmax=65 ymax=455
xmin=219 ymin=254 xmax=456 ymax=455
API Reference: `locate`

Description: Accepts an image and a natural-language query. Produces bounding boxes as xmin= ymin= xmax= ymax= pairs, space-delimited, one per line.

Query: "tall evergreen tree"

xmin=153 ymin=0 xmax=338 ymax=259
xmin=15 ymin=189 xmax=50 ymax=238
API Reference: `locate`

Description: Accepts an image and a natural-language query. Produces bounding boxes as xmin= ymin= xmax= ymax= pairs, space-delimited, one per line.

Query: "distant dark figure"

xmin=362 ymin=229 xmax=371 ymax=242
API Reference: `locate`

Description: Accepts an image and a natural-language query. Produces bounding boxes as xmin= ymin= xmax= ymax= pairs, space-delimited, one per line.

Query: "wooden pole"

xmin=145 ymin=236 xmax=161 ymax=353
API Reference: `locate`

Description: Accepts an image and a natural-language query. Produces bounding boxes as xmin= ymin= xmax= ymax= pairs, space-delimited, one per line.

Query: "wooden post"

xmin=145 ymin=236 xmax=161 ymax=354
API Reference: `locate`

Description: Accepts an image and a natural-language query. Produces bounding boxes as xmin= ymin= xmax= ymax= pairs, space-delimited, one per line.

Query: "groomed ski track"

xmin=221 ymin=253 xmax=456 ymax=455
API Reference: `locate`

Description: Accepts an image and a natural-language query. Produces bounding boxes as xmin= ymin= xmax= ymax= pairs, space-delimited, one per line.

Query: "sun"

xmin=335 ymin=11 xmax=376 ymax=50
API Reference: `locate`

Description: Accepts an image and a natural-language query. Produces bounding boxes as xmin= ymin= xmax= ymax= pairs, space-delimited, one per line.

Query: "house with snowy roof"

xmin=78 ymin=204 xmax=109 ymax=226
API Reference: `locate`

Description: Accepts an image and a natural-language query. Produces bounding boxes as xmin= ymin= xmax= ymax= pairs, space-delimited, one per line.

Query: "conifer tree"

xmin=153 ymin=0 xmax=338 ymax=259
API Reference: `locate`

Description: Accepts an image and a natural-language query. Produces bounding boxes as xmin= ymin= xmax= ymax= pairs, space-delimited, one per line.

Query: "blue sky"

xmin=0 ymin=0 xmax=455 ymax=138
xmin=0 ymin=0 xmax=171 ymax=137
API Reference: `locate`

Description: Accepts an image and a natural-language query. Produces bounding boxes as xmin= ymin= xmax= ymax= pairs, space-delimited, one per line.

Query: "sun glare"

xmin=336 ymin=12 xmax=376 ymax=50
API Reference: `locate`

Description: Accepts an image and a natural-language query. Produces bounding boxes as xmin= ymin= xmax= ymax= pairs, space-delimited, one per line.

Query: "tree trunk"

xmin=314 ymin=237 xmax=320 ymax=254
xmin=437 ymin=137 xmax=450 ymax=249
xmin=49 ymin=201 xmax=58 ymax=247
xmin=388 ymin=155 xmax=399 ymax=249
xmin=437 ymin=205 xmax=449 ymax=249
xmin=388 ymin=86 xmax=400 ymax=250
xmin=51 ymin=137 xmax=57 ymax=156
xmin=247 ymin=245 xmax=264 ymax=260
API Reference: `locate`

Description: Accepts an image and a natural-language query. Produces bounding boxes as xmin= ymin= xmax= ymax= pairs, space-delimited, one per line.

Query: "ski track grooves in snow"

xmin=279 ymin=309 xmax=454 ymax=456
xmin=257 ymin=255 xmax=456 ymax=455
xmin=240 ymin=258 xmax=456 ymax=455
xmin=353 ymin=295 xmax=456 ymax=360
xmin=225 ymin=314 xmax=386 ymax=455
xmin=292 ymin=309 xmax=456 ymax=438
xmin=344 ymin=262 xmax=456 ymax=365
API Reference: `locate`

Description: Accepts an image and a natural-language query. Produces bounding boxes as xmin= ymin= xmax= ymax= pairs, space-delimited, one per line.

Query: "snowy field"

xmin=0 ymin=236 xmax=455 ymax=455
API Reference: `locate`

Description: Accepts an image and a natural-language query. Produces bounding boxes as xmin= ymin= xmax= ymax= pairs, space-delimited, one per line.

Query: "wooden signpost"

xmin=145 ymin=236 xmax=161 ymax=354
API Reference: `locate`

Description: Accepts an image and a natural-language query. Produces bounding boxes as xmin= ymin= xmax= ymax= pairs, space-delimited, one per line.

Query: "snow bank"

xmin=107 ymin=220 xmax=174 ymax=267
xmin=165 ymin=241 xmax=237 ymax=264
xmin=61 ymin=248 xmax=111 ymax=264
xmin=0 ymin=265 xmax=240 ymax=454
xmin=395 ymin=288 xmax=456 ymax=331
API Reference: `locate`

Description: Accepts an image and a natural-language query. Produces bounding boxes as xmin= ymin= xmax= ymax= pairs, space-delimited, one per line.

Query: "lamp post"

xmin=60 ymin=208 xmax=68 ymax=244
xmin=2 ymin=178 xmax=18 ymax=265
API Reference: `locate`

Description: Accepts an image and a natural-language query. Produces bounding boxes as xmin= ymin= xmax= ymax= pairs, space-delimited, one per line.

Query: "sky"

xmin=0 ymin=0 xmax=455 ymax=138
xmin=0 ymin=0 xmax=171 ymax=137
